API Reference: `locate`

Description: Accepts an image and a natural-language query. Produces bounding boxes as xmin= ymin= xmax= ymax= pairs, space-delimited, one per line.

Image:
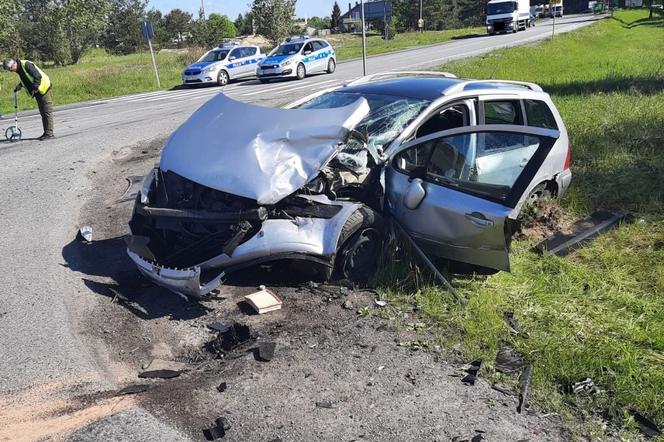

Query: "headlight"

xmin=281 ymin=58 xmax=294 ymax=66
xmin=203 ymin=65 xmax=216 ymax=73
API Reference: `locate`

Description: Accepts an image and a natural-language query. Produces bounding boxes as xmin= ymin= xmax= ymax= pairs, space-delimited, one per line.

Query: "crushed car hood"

xmin=160 ymin=94 xmax=370 ymax=205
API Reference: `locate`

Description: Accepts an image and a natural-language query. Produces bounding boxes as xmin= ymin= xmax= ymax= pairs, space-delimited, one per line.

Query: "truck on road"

xmin=486 ymin=0 xmax=532 ymax=34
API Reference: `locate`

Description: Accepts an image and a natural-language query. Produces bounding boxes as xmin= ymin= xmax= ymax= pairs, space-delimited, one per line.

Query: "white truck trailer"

xmin=486 ymin=0 xmax=532 ymax=34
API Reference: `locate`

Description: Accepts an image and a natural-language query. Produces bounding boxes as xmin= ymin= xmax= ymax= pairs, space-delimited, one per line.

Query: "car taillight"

xmin=563 ymin=144 xmax=571 ymax=170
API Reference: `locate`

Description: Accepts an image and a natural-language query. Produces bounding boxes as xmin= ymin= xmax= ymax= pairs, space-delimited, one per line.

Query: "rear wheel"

xmin=335 ymin=207 xmax=384 ymax=284
xmin=296 ymin=63 xmax=306 ymax=80
xmin=327 ymin=59 xmax=336 ymax=74
xmin=526 ymin=183 xmax=553 ymax=205
xmin=217 ymin=70 xmax=229 ymax=86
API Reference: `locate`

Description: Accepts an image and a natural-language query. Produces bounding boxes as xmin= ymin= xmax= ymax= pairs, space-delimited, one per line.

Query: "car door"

xmin=239 ymin=47 xmax=259 ymax=77
xmin=301 ymin=42 xmax=317 ymax=72
xmin=386 ymin=125 xmax=560 ymax=271
xmin=310 ymin=41 xmax=327 ymax=72
xmin=226 ymin=47 xmax=245 ymax=78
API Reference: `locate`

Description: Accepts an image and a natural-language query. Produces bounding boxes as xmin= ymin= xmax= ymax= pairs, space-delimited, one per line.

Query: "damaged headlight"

xmin=140 ymin=168 xmax=157 ymax=205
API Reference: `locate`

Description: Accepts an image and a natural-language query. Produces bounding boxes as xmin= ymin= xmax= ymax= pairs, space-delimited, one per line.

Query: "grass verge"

xmin=375 ymin=9 xmax=664 ymax=438
xmin=0 ymin=27 xmax=483 ymax=115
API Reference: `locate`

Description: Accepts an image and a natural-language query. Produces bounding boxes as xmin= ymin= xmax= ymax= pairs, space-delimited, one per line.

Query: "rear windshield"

xmin=297 ymin=92 xmax=430 ymax=152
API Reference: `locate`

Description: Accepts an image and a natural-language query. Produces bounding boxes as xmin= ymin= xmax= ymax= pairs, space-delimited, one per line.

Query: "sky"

xmin=147 ymin=0 xmax=343 ymax=20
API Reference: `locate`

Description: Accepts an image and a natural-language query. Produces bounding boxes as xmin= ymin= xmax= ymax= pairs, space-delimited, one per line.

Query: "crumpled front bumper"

xmin=128 ymin=250 xmax=225 ymax=298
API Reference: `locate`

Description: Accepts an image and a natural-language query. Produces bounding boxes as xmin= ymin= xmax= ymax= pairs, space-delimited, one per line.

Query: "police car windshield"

xmin=199 ymin=50 xmax=229 ymax=62
xmin=272 ymin=43 xmax=303 ymax=56
xmin=297 ymin=92 xmax=430 ymax=150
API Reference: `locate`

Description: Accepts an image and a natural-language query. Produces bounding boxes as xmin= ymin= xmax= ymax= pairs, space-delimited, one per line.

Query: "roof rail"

xmin=444 ymin=79 xmax=543 ymax=95
xmin=345 ymin=71 xmax=457 ymax=87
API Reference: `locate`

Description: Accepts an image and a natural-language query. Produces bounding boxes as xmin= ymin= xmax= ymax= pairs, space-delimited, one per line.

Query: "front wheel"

xmin=327 ymin=59 xmax=336 ymax=74
xmin=217 ymin=70 xmax=229 ymax=86
xmin=296 ymin=63 xmax=306 ymax=80
xmin=335 ymin=206 xmax=384 ymax=284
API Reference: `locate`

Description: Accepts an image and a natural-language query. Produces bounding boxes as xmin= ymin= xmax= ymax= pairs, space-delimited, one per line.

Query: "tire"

xmin=296 ymin=63 xmax=306 ymax=80
xmin=327 ymin=58 xmax=336 ymax=74
xmin=217 ymin=70 xmax=229 ymax=86
xmin=335 ymin=206 xmax=384 ymax=284
xmin=526 ymin=183 xmax=553 ymax=205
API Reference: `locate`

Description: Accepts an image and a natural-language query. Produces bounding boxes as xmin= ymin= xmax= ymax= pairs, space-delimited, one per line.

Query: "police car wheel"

xmin=296 ymin=63 xmax=306 ymax=80
xmin=217 ymin=70 xmax=229 ymax=86
xmin=327 ymin=59 xmax=336 ymax=74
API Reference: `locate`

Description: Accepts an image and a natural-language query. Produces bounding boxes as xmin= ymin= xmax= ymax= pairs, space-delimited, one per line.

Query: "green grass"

xmin=374 ymin=9 xmax=664 ymax=438
xmin=0 ymin=27 xmax=484 ymax=115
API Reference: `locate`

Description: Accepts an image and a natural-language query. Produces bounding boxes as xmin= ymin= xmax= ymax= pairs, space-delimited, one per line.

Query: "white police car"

xmin=182 ymin=41 xmax=265 ymax=86
xmin=256 ymin=36 xmax=336 ymax=82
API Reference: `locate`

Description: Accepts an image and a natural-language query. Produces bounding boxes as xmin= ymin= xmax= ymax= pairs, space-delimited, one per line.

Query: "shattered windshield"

xmin=296 ymin=92 xmax=430 ymax=153
xmin=199 ymin=50 xmax=229 ymax=62
xmin=272 ymin=43 xmax=303 ymax=56
xmin=486 ymin=1 xmax=517 ymax=14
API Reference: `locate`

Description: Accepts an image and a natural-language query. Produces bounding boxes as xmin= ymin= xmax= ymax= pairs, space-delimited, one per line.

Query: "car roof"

xmin=336 ymin=76 xmax=543 ymax=101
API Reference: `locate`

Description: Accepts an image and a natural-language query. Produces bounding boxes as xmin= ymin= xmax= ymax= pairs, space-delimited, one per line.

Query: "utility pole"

xmin=383 ymin=0 xmax=388 ymax=40
xmin=419 ymin=0 xmax=424 ymax=32
xmin=360 ymin=0 xmax=367 ymax=75
xmin=200 ymin=0 xmax=206 ymax=19
xmin=551 ymin=3 xmax=555 ymax=39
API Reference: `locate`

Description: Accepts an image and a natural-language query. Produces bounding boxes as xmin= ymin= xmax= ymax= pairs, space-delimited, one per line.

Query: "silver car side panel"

xmin=160 ymin=94 xmax=370 ymax=205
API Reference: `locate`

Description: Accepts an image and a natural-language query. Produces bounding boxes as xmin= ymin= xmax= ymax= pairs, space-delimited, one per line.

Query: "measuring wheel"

xmin=5 ymin=126 xmax=22 ymax=142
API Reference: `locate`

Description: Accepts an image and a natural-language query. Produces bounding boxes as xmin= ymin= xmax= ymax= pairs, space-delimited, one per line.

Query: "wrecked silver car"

xmin=128 ymin=72 xmax=571 ymax=297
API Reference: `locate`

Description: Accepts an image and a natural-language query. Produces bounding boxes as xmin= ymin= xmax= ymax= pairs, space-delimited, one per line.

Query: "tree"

xmin=164 ymin=9 xmax=193 ymax=45
xmin=251 ymin=0 xmax=296 ymax=45
xmin=61 ymin=0 xmax=111 ymax=63
xmin=191 ymin=13 xmax=236 ymax=47
xmin=147 ymin=9 xmax=171 ymax=47
xmin=234 ymin=13 xmax=246 ymax=35
xmin=307 ymin=16 xmax=330 ymax=29
xmin=0 ymin=0 xmax=21 ymax=56
xmin=331 ymin=1 xmax=341 ymax=29
xmin=103 ymin=0 xmax=147 ymax=55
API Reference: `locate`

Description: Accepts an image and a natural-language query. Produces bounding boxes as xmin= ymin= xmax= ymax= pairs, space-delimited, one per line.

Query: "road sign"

xmin=141 ymin=21 xmax=154 ymax=40
xmin=417 ymin=18 xmax=424 ymax=28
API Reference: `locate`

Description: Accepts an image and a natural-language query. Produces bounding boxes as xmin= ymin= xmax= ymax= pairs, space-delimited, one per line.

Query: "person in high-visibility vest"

xmin=2 ymin=58 xmax=54 ymax=141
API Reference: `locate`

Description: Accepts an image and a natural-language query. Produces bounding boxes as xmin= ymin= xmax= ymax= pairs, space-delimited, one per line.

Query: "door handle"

xmin=465 ymin=212 xmax=495 ymax=227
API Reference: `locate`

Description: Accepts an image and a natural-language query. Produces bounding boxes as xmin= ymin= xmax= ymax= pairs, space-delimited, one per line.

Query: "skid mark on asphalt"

xmin=0 ymin=379 xmax=135 ymax=441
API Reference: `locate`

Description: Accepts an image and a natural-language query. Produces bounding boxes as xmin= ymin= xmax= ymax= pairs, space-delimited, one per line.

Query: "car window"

xmin=229 ymin=48 xmax=242 ymax=59
xmin=416 ymin=103 xmax=469 ymax=138
xmin=198 ymin=50 xmax=228 ymax=62
xmin=395 ymin=131 xmax=546 ymax=203
xmin=312 ymin=41 xmax=324 ymax=51
xmin=524 ymin=99 xmax=558 ymax=129
xmin=319 ymin=40 xmax=330 ymax=48
xmin=272 ymin=43 xmax=303 ymax=56
xmin=483 ymin=100 xmax=523 ymax=125
xmin=242 ymin=47 xmax=257 ymax=57
xmin=303 ymin=43 xmax=314 ymax=53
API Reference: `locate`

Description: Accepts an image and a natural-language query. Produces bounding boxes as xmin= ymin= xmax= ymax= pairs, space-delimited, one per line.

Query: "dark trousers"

xmin=35 ymin=90 xmax=54 ymax=136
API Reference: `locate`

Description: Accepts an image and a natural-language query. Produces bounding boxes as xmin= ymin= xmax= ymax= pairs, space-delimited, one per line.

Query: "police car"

xmin=256 ymin=36 xmax=336 ymax=82
xmin=182 ymin=41 xmax=265 ymax=86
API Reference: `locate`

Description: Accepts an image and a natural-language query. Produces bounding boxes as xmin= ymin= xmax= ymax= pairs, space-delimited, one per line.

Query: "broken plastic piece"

xmin=77 ymin=226 xmax=93 ymax=243
xmin=138 ymin=369 xmax=181 ymax=379
xmin=120 ymin=175 xmax=145 ymax=202
xmin=631 ymin=411 xmax=661 ymax=438
xmin=207 ymin=321 xmax=234 ymax=333
xmin=517 ymin=365 xmax=532 ymax=414
xmin=211 ymin=322 xmax=253 ymax=353
xmin=203 ymin=417 xmax=227 ymax=440
xmin=572 ymin=378 xmax=598 ymax=395
xmin=216 ymin=382 xmax=227 ymax=393
xmin=374 ymin=299 xmax=387 ymax=307
xmin=495 ymin=345 xmax=525 ymax=374
xmin=116 ymin=384 xmax=150 ymax=396
xmin=315 ymin=401 xmax=333 ymax=409
xmin=461 ymin=359 xmax=482 ymax=385
xmin=257 ymin=342 xmax=276 ymax=362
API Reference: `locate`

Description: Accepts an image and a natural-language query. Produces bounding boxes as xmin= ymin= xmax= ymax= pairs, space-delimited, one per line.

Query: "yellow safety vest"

xmin=19 ymin=60 xmax=51 ymax=96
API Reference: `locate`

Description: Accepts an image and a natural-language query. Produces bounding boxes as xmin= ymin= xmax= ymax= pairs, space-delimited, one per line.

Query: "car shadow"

xmin=452 ymin=33 xmax=491 ymax=40
xmin=61 ymin=236 xmax=211 ymax=320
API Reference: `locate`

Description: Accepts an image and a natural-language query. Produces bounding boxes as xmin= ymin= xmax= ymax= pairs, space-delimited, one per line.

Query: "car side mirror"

xmin=404 ymin=178 xmax=426 ymax=210
xmin=229 ymin=56 xmax=236 ymax=61
xmin=304 ymin=50 xmax=312 ymax=55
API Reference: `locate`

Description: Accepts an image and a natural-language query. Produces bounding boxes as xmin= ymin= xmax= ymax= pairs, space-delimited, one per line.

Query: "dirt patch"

xmin=65 ymin=140 xmax=567 ymax=440
xmin=517 ymin=198 xmax=575 ymax=242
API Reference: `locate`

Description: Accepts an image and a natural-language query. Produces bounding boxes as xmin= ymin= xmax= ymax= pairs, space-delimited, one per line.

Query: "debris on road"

xmin=216 ymin=382 xmax=228 ymax=393
xmin=77 ymin=226 xmax=93 ymax=243
xmin=203 ymin=417 xmax=227 ymax=440
xmin=210 ymin=322 xmax=254 ymax=353
xmin=115 ymin=384 xmax=150 ymax=396
xmin=374 ymin=299 xmax=387 ymax=307
xmin=495 ymin=345 xmax=525 ymax=374
xmin=138 ymin=369 xmax=182 ymax=379
xmin=257 ymin=341 xmax=277 ymax=362
xmin=631 ymin=411 xmax=661 ymax=438
xmin=244 ymin=287 xmax=283 ymax=314
xmin=536 ymin=211 xmax=630 ymax=256
xmin=207 ymin=320 xmax=234 ymax=333
xmin=341 ymin=300 xmax=354 ymax=310
xmin=315 ymin=400 xmax=334 ymax=409
xmin=517 ymin=365 xmax=532 ymax=414
xmin=120 ymin=175 xmax=145 ymax=202
xmin=572 ymin=378 xmax=598 ymax=395
xmin=461 ymin=359 xmax=482 ymax=385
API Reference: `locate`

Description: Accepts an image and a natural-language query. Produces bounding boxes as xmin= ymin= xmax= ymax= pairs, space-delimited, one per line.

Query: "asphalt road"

xmin=0 ymin=14 xmax=603 ymax=440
